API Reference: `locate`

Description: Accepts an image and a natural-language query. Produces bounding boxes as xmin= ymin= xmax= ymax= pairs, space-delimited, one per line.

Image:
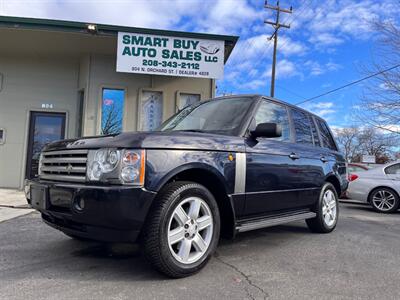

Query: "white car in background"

xmin=346 ymin=161 xmax=400 ymax=213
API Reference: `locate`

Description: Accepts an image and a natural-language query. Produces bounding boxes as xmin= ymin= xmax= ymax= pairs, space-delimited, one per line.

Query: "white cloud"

xmin=278 ymin=36 xmax=307 ymax=56
xmin=286 ymin=0 xmax=400 ymax=51
xmin=309 ymin=33 xmax=344 ymax=47
xmin=303 ymin=60 xmax=341 ymax=76
xmin=301 ymin=101 xmax=337 ymax=120
xmin=378 ymin=124 xmax=400 ymax=134
xmin=262 ymin=59 xmax=301 ymax=80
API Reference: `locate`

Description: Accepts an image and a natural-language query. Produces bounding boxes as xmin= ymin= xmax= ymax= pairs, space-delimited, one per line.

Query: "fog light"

xmin=74 ymin=197 xmax=85 ymax=211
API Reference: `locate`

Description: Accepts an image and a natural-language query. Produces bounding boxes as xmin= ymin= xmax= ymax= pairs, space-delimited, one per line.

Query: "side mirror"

xmin=250 ymin=122 xmax=282 ymax=139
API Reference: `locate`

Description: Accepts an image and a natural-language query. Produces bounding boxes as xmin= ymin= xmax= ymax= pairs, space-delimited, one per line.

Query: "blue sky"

xmin=1 ymin=0 xmax=399 ymax=129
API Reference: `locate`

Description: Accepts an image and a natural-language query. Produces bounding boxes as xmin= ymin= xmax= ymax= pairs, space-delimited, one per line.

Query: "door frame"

xmin=20 ymin=109 xmax=69 ymax=187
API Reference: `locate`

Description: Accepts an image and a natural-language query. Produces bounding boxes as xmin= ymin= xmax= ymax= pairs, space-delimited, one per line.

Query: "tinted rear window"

xmin=291 ymin=109 xmax=313 ymax=145
xmin=310 ymin=117 xmax=321 ymax=147
xmin=315 ymin=118 xmax=337 ymax=150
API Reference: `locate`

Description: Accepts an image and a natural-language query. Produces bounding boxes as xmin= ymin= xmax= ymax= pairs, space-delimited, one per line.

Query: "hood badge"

xmin=66 ymin=164 xmax=73 ymax=174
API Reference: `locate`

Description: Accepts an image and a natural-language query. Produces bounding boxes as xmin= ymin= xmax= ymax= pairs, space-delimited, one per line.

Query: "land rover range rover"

xmin=26 ymin=95 xmax=347 ymax=278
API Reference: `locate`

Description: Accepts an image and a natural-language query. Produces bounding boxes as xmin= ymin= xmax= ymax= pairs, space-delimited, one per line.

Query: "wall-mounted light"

xmin=87 ymin=24 xmax=97 ymax=33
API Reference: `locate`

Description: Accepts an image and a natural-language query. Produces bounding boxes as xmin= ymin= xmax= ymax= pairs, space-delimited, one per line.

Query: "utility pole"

xmin=264 ymin=1 xmax=292 ymax=98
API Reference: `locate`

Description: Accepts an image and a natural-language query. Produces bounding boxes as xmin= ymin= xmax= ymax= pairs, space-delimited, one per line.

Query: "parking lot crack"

xmin=0 ymin=205 xmax=31 ymax=209
xmin=214 ymin=254 xmax=268 ymax=299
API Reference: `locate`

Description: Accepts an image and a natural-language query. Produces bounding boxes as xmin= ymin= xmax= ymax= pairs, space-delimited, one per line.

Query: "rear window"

xmin=385 ymin=164 xmax=400 ymax=175
xmin=291 ymin=109 xmax=313 ymax=145
xmin=315 ymin=118 xmax=337 ymax=151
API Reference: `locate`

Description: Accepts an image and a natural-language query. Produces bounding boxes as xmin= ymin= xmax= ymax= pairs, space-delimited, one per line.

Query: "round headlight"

xmin=108 ymin=150 xmax=120 ymax=165
xmin=95 ymin=149 xmax=107 ymax=163
xmin=121 ymin=166 xmax=139 ymax=182
xmin=90 ymin=161 xmax=102 ymax=180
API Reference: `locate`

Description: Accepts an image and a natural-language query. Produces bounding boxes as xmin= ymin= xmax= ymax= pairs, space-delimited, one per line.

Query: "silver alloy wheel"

xmin=322 ymin=189 xmax=337 ymax=227
xmin=167 ymin=196 xmax=213 ymax=264
xmin=372 ymin=190 xmax=396 ymax=212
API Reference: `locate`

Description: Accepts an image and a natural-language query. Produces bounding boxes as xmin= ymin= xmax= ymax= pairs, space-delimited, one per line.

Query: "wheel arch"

xmin=325 ymin=175 xmax=341 ymax=196
xmin=159 ymin=165 xmax=236 ymax=239
xmin=367 ymin=186 xmax=399 ymax=203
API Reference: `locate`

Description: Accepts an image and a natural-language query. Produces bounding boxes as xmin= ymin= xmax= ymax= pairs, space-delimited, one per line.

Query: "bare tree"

xmin=358 ymin=20 xmax=400 ymax=134
xmin=334 ymin=126 xmax=399 ymax=163
xmin=334 ymin=126 xmax=362 ymax=162
xmin=358 ymin=127 xmax=397 ymax=157
xmin=101 ymin=104 xmax=122 ymax=135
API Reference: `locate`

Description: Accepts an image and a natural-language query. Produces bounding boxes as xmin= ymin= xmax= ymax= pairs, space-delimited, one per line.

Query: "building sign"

xmin=362 ymin=155 xmax=376 ymax=163
xmin=116 ymin=32 xmax=225 ymax=79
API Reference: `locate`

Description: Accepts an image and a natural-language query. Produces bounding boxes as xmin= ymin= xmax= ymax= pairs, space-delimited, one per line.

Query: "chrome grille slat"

xmin=39 ymin=149 xmax=88 ymax=183
xmin=42 ymin=157 xmax=87 ymax=164
xmin=40 ymin=174 xmax=87 ymax=183
xmin=41 ymin=149 xmax=89 ymax=156
xmin=41 ymin=166 xmax=86 ymax=173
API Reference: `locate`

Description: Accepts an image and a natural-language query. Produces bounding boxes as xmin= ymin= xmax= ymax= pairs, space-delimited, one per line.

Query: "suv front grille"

xmin=40 ymin=150 xmax=88 ymax=183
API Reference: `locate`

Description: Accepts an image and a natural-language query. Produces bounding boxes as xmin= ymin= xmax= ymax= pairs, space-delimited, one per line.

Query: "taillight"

xmin=348 ymin=173 xmax=358 ymax=182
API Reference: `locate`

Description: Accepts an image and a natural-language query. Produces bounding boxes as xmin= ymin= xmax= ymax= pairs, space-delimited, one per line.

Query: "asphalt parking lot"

xmin=1 ymin=201 xmax=399 ymax=300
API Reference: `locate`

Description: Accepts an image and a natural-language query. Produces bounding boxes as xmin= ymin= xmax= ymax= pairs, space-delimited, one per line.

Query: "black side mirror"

xmin=250 ymin=122 xmax=282 ymax=138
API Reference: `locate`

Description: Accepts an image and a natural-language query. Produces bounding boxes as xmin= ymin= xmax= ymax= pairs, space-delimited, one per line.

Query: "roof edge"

xmin=0 ymin=15 xmax=239 ymax=62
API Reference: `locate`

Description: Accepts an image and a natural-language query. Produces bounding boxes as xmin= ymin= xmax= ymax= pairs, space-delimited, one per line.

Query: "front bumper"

xmin=26 ymin=179 xmax=156 ymax=243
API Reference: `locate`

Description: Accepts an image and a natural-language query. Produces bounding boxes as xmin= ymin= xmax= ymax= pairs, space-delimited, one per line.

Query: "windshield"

xmin=159 ymin=97 xmax=254 ymax=136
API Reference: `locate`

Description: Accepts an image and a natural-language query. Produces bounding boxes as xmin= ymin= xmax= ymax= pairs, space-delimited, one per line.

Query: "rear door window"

xmin=315 ymin=118 xmax=337 ymax=151
xmin=254 ymin=100 xmax=291 ymax=142
xmin=291 ymin=109 xmax=313 ymax=145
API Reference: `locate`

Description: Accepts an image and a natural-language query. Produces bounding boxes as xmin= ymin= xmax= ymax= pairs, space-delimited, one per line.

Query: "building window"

xmin=140 ymin=90 xmax=163 ymax=131
xmin=101 ymin=88 xmax=125 ymax=135
xmin=178 ymin=93 xmax=201 ymax=110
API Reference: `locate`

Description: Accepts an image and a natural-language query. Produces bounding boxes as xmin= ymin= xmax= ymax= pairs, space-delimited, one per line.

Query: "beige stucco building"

xmin=0 ymin=16 xmax=237 ymax=189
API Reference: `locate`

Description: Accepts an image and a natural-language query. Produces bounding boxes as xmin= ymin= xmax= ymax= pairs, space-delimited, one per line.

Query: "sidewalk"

xmin=0 ymin=189 xmax=34 ymax=223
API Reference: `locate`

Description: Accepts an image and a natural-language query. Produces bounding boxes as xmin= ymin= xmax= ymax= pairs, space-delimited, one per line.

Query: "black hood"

xmin=43 ymin=131 xmax=245 ymax=152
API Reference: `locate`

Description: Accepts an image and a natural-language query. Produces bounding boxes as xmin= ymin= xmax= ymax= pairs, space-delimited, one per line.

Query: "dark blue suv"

xmin=26 ymin=95 xmax=348 ymax=278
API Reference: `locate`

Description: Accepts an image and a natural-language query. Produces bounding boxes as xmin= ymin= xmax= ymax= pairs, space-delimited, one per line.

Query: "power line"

xmin=295 ymin=63 xmax=400 ymax=105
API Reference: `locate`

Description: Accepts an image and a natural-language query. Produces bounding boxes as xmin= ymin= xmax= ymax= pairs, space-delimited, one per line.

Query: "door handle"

xmin=289 ymin=153 xmax=300 ymax=160
xmin=320 ymin=156 xmax=328 ymax=163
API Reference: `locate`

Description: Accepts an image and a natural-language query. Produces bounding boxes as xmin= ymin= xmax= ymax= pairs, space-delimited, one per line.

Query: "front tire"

xmin=306 ymin=183 xmax=339 ymax=233
xmin=142 ymin=181 xmax=220 ymax=278
xmin=369 ymin=187 xmax=399 ymax=213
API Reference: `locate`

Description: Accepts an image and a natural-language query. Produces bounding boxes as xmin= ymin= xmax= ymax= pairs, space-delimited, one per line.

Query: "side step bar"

xmin=236 ymin=211 xmax=316 ymax=233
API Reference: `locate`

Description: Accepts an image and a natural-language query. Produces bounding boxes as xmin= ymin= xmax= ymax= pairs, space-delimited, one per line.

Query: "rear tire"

xmin=306 ymin=183 xmax=339 ymax=233
xmin=142 ymin=181 xmax=220 ymax=278
xmin=369 ymin=187 xmax=399 ymax=213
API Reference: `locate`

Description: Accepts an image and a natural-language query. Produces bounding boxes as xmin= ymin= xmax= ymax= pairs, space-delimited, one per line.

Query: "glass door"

xmin=26 ymin=111 xmax=66 ymax=179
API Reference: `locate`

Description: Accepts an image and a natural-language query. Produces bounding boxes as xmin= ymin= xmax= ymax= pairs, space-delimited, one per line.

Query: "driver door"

xmin=244 ymin=100 xmax=303 ymax=216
